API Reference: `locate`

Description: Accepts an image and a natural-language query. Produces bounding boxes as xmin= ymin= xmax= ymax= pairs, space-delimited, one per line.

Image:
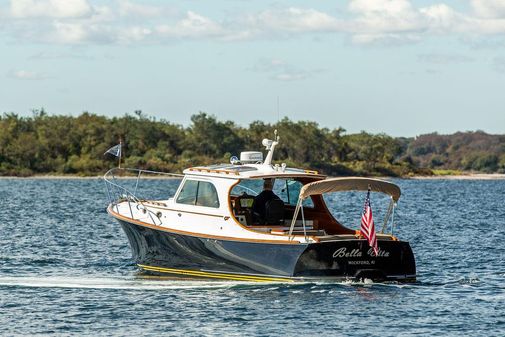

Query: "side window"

xmin=176 ymin=180 xmax=198 ymax=205
xmin=196 ymin=181 xmax=220 ymax=208
xmin=176 ymin=180 xmax=220 ymax=208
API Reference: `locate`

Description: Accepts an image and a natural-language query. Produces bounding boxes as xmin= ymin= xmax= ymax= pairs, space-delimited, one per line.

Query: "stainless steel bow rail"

xmin=103 ymin=168 xmax=183 ymax=226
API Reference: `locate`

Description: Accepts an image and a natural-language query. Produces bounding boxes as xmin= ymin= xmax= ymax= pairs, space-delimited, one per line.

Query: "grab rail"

xmin=103 ymin=168 xmax=184 ymax=226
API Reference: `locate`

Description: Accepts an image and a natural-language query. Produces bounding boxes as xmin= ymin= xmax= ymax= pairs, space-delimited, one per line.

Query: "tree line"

xmin=406 ymin=131 xmax=505 ymax=173
xmin=0 ymin=110 xmax=503 ymax=176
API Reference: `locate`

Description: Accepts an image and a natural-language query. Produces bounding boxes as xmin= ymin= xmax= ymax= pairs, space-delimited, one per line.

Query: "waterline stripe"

xmin=137 ymin=264 xmax=294 ymax=282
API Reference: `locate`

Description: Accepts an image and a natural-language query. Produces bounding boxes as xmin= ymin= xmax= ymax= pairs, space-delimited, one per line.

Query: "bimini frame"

xmin=288 ymin=177 xmax=402 ymax=239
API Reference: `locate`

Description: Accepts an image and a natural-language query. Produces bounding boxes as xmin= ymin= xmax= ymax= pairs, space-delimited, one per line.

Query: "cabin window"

xmin=230 ymin=178 xmax=314 ymax=208
xmin=176 ymin=180 xmax=198 ymax=205
xmin=196 ymin=181 xmax=220 ymax=208
xmin=176 ymin=180 xmax=220 ymax=208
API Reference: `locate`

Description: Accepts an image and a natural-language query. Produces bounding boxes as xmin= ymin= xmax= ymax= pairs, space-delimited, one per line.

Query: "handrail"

xmin=380 ymin=198 xmax=395 ymax=234
xmin=103 ymin=168 xmax=184 ymax=226
xmin=106 ymin=167 xmax=184 ymax=178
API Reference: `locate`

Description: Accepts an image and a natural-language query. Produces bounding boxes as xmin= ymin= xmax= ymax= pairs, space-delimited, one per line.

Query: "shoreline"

xmin=0 ymin=175 xmax=102 ymax=180
xmin=410 ymin=173 xmax=505 ymax=180
xmin=1 ymin=173 xmax=505 ymax=180
xmin=0 ymin=175 xmax=181 ymax=180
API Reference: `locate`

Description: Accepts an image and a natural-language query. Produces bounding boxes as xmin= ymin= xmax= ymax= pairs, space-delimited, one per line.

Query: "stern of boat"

xmin=293 ymin=237 xmax=416 ymax=282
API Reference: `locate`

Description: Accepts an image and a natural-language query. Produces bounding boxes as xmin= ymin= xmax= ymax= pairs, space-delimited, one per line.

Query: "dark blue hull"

xmin=117 ymin=219 xmax=416 ymax=282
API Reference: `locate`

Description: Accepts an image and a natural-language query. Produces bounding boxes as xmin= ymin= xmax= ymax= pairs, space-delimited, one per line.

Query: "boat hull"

xmin=117 ymin=219 xmax=416 ymax=282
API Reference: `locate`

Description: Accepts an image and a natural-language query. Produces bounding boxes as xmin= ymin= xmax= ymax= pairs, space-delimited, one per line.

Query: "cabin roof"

xmin=183 ymin=163 xmax=326 ymax=180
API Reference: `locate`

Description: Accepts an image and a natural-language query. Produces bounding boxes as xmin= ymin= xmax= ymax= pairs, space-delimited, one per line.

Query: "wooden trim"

xmin=141 ymin=200 xmax=167 ymax=207
xmin=108 ymin=206 xmax=301 ymax=245
xmin=188 ymin=167 xmax=240 ymax=176
xmin=142 ymin=203 xmax=225 ymax=218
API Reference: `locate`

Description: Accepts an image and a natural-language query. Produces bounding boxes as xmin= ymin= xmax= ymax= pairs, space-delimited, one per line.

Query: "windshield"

xmin=231 ymin=178 xmax=314 ymax=207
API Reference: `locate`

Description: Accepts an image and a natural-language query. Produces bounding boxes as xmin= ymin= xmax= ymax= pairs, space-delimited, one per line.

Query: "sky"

xmin=0 ymin=0 xmax=504 ymax=137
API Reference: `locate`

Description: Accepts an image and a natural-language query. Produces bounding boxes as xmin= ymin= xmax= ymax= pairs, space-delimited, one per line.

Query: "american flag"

xmin=360 ymin=188 xmax=378 ymax=255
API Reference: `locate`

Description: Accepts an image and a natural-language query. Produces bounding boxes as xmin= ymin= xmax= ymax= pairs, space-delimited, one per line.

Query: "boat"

xmin=103 ymin=133 xmax=416 ymax=282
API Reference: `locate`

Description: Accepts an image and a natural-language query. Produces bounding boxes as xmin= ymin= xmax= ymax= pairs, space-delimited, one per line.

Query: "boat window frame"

xmin=230 ymin=177 xmax=314 ymax=208
xmin=175 ymin=178 xmax=220 ymax=208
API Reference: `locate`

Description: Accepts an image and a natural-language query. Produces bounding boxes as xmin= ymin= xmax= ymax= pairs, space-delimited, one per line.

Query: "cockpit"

xmin=229 ymin=177 xmax=355 ymax=237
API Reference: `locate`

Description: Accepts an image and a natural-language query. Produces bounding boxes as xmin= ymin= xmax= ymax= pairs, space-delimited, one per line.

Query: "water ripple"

xmin=0 ymin=178 xmax=504 ymax=336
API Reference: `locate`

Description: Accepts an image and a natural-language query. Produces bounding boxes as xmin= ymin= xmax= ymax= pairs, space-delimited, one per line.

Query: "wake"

xmin=0 ymin=275 xmax=244 ymax=290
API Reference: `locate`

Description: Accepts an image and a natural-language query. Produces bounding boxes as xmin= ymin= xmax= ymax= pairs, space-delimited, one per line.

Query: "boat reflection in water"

xmin=104 ymin=133 xmax=416 ymax=282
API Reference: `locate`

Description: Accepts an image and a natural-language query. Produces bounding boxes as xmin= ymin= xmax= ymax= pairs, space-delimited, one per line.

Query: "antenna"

xmin=277 ymin=96 xmax=280 ymax=123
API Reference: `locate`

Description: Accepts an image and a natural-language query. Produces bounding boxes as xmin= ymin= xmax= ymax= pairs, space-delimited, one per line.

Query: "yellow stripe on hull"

xmin=137 ymin=264 xmax=294 ymax=283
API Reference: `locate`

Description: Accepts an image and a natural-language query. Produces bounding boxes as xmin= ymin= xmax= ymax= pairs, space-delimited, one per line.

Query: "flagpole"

xmin=118 ymin=139 xmax=122 ymax=169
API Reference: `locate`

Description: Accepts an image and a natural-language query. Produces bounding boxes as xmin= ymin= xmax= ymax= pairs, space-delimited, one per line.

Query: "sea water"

xmin=0 ymin=178 xmax=504 ymax=336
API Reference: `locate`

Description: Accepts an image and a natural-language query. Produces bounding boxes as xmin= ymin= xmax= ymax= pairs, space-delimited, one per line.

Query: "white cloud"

xmin=1 ymin=1 xmax=505 ymax=46
xmin=420 ymin=4 xmax=460 ymax=32
xmin=272 ymin=72 xmax=308 ymax=82
xmin=156 ymin=11 xmax=224 ymax=39
xmin=7 ymin=69 xmax=51 ymax=80
xmin=245 ymin=7 xmax=341 ymax=34
xmin=345 ymin=0 xmax=433 ymax=44
xmin=348 ymin=0 xmax=423 ymax=32
xmin=351 ymin=33 xmax=420 ymax=45
xmin=349 ymin=0 xmax=412 ymax=14
xmin=119 ymin=26 xmax=152 ymax=43
xmin=471 ymin=0 xmax=505 ymax=19
xmin=10 ymin=0 xmax=92 ymax=18
xmin=50 ymin=21 xmax=88 ymax=43
xmin=421 ymin=3 xmax=505 ymax=35
xmin=348 ymin=1 xmax=505 ymax=43
xmin=118 ymin=0 xmax=164 ymax=18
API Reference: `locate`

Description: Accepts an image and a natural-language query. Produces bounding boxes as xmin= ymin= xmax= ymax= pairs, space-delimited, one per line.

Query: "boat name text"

xmin=332 ymin=247 xmax=390 ymax=258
